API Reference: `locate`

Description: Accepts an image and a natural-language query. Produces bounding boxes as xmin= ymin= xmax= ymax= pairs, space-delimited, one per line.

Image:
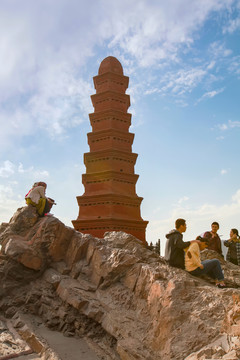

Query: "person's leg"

xmin=200 ymin=259 xmax=216 ymax=278
xmin=37 ymin=198 xmax=47 ymax=216
xmin=43 ymin=199 xmax=51 ymax=215
xmin=201 ymin=259 xmax=224 ymax=281
xmin=189 ymin=267 xmax=205 ymax=276
xmin=230 ymin=258 xmax=238 ymax=265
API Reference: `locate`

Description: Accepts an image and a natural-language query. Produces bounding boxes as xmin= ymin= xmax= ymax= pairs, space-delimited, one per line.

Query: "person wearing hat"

xmin=25 ymin=182 xmax=55 ymax=216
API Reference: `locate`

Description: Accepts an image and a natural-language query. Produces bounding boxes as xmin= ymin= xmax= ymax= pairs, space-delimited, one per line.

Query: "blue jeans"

xmin=189 ymin=259 xmax=224 ymax=281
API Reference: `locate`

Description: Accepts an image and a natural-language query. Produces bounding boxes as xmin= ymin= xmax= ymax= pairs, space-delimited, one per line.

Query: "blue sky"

xmin=0 ymin=0 xmax=240 ymax=254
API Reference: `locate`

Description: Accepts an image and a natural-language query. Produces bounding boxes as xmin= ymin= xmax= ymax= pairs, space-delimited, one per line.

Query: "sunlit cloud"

xmin=147 ymin=188 xmax=240 ymax=253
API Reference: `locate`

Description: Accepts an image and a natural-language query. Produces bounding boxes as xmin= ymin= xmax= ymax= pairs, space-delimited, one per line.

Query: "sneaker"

xmin=216 ymin=283 xmax=227 ymax=288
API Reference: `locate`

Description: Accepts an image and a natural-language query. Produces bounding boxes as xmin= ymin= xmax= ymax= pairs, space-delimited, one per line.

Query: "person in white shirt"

xmin=185 ymin=237 xmax=226 ymax=288
xmin=25 ymin=182 xmax=55 ymax=216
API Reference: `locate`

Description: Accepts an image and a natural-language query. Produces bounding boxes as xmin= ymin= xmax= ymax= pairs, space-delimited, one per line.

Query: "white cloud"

xmin=229 ymin=120 xmax=240 ymax=128
xmin=160 ymin=67 xmax=207 ymax=96
xmin=0 ymin=184 xmax=13 ymax=198
xmin=218 ymin=120 xmax=240 ymax=131
xmin=209 ymin=41 xmax=232 ymax=58
xmin=196 ymin=87 xmax=224 ymax=104
xmin=178 ymin=196 xmax=190 ymax=204
xmin=207 ymin=61 xmax=216 ymax=70
xmin=218 ymin=123 xmax=228 ymax=131
xmin=232 ymin=189 xmax=240 ymax=203
xmin=18 ymin=163 xmax=33 ymax=174
xmin=0 ymin=0 xmax=237 ymax=150
xmin=106 ymin=0 xmax=236 ymax=66
xmin=18 ymin=163 xmax=49 ymax=179
xmin=223 ymin=17 xmax=240 ymax=34
xmin=33 ymin=170 xmax=49 ymax=178
xmin=221 ymin=169 xmax=227 ymax=175
xmin=228 ymin=56 xmax=240 ymax=76
xmin=0 ymin=184 xmax=24 ymax=223
xmin=0 ymin=160 xmax=15 ymax=178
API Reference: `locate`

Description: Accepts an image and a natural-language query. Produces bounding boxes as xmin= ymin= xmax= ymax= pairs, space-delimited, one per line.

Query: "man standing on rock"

xmin=203 ymin=222 xmax=223 ymax=256
xmin=165 ymin=218 xmax=199 ymax=269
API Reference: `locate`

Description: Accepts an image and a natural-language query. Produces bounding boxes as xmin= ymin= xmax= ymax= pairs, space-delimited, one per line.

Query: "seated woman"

xmin=25 ymin=182 xmax=55 ymax=216
xmin=224 ymin=229 xmax=240 ymax=266
xmin=185 ymin=236 xmax=226 ymax=288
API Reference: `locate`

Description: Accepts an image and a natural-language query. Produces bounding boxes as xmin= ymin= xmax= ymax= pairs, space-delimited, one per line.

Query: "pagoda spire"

xmin=72 ymin=56 xmax=148 ymax=242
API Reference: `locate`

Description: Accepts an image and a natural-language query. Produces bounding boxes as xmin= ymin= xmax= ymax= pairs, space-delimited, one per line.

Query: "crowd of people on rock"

xmin=25 ymin=182 xmax=239 ymax=290
xmin=164 ymin=218 xmax=240 ymax=289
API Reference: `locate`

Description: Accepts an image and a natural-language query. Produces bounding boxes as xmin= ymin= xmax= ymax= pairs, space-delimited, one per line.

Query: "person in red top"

xmin=203 ymin=222 xmax=223 ymax=256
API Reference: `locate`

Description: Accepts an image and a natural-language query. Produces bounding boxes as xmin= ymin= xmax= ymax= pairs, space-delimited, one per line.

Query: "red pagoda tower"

xmin=72 ymin=56 xmax=148 ymax=242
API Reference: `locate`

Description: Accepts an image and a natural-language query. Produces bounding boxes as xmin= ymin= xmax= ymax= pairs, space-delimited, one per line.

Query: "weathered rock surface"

xmin=0 ymin=206 xmax=240 ymax=360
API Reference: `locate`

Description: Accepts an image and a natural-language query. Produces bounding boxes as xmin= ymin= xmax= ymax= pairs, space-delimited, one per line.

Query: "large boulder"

xmin=0 ymin=209 xmax=240 ymax=360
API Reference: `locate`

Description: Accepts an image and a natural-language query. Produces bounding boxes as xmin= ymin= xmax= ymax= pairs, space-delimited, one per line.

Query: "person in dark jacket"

xmin=165 ymin=218 xmax=199 ymax=269
xmin=203 ymin=222 xmax=223 ymax=256
xmin=224 ymin=228 xmax=240 ymax=265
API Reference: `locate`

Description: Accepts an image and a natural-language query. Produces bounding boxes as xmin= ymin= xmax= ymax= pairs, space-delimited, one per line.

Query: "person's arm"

xmin=236 ymin=243 xmax=240 ymax=266
xmin=224 ymin=240 xmax=231 ymax=247
xmin=217 ymin=236 xmax=223 ymax=255
xmin=175 ymin=235 xmax=190 ymax=249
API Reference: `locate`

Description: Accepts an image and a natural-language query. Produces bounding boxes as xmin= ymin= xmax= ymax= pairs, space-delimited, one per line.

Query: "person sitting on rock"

xmin=185 ymin=236 xmax=226 ymax=288
xmin=165 ymin=218 xmax=200 ymax=269
xmin=25 ymin=181 xmax=55 ymax=217
xmin=224 ymin=228 xmax=240 ymax=266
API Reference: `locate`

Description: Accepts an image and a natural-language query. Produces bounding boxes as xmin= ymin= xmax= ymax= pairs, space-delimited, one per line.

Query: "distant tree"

xmin=154 ymin=239 xmax=161 ymax=255
xmin=147 ymin=241 xmax=154 ymax=251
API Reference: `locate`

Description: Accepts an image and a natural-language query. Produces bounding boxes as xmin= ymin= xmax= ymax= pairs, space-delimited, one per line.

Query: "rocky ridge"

xmin=0 ymin=206 xmax=240 ymax=360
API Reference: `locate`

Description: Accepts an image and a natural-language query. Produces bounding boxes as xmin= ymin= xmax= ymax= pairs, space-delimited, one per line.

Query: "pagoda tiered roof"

xmin=72 ymin=56 xmax=148 ymax=242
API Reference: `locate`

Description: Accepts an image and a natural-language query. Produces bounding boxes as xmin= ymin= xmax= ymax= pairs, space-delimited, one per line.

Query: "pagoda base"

xmin=72 ymin=217 xmax=148 ymax=243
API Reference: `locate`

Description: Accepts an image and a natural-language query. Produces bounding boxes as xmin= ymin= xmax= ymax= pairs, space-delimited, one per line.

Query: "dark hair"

xmin=211 ymin=222 xmax=219 ymax=228
xmin=201 ymin=238 xmax=209 ymax=245
xmin=175 ymin=218 xmax=186 ymax=229
xmin=203 ymin=231 xmax=212 ymax=239
xmin=197 ymin=235 xmax=210 ymax=245
xmin=231 ymin=228 xmax=239 ymax=237
xmin=38 ymin=181 xmax=47 ymax=188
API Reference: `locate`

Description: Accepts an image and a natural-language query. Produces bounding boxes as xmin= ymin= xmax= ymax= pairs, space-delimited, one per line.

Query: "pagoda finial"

xmin=98 ymin=56 xmax=123 ymax=75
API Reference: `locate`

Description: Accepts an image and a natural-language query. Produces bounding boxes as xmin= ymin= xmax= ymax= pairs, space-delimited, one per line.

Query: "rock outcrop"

xmin=0 ymin=206 xmax=240 ymax=360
